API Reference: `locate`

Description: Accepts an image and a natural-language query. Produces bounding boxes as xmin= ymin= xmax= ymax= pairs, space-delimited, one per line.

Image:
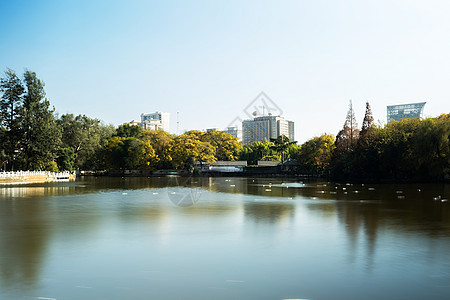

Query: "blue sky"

xmin=1 ymin=0 xmax=449 ymax=142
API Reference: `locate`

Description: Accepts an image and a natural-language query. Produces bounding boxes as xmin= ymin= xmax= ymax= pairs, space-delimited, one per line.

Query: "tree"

xmin=202 ymin=129 xmax=242 ymax=161
xmin=56 ymin=147 xmax=76 ymax=171
xmin=336 ymin=100 xmax=359 ymax=151
xmin=58 ymin=114 xmax=115 ymax=170
xmin=239 ymin=139 xmax=279 ymax=165
xmin=139 ymin=130 xmax=174 ymax=169
xmin=126 ymin=139 xmax=158 ymax=170
xmin=171 ymin=131 xmax=216 ymax=171
xmin=270 ymin=135 xmax=296 ymax=164
xmin=20 ymin=70 xmax=61 ymax=170
xmin=115 ymin=123 xmax=143 ymax=138
xmin=298 ymin=134 xmax=335 ymax=175
xmin=0 ymin=69 xmax=25 ymax=170
xmin=360 ymin=101 xmax=375 ymax=140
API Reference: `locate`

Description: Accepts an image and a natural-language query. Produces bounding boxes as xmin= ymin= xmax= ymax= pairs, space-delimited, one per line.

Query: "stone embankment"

xmin=0 ymin=171 xmax=76 ymax=185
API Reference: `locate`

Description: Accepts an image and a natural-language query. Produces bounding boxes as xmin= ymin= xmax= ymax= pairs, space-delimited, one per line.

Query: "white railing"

xmin=0 ymin=171 xmax=72 ymax=178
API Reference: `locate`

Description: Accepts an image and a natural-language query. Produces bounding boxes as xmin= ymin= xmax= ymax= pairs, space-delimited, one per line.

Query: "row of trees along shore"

xmin=1 ymin=69 xmax=449 ymax=182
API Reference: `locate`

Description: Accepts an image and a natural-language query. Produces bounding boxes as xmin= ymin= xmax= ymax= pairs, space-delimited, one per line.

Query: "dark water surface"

xmin=1 ymin=176 xmax=449 ymax=300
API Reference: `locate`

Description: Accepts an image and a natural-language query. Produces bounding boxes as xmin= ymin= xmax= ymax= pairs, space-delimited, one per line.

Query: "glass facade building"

xmin=387 ymin=102 xmax=426 ymax=123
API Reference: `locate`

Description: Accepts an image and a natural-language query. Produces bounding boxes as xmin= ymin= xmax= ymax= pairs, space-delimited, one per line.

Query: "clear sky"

xmin=1 ymin=0 xmax=449 ymax=142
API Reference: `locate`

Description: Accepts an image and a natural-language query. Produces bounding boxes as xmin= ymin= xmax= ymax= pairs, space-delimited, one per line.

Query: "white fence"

xmin=0 ymin=171 xmax=72 ymax=179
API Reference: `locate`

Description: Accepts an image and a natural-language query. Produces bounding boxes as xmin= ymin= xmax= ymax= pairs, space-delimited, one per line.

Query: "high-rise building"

xmin=140 ymin=112 xmax=170 ymax=131
xmin=242 ymin=115 xmax=294 ymax=145
xmin=224 ymin=126 xmax=238 ymax=138
xmin=288 ymin=121 xmax=295 ymax=142
xmin=387 ymin=102 xmax=426 ymax=123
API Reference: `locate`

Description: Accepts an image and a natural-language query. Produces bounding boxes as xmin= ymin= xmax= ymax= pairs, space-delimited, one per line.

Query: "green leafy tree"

xmin=239 ymin=139 xmax=279 ymax=165
xmin=56 ymin=147 xmax=76 ymax=171
xmin=58 ymin=114 xmax=115 ymax=170
xmin=21 ymin=70 xmax=61 ymax=170
xmin=0 ymin=69 xmax=25 ymax=170
xmin=270 ymin=135 xmax=296 ymax=164
xmin=115 ymin=123 xmax=143 ymax=138
xmin=298 ymin=134 xmax=335 ymax=175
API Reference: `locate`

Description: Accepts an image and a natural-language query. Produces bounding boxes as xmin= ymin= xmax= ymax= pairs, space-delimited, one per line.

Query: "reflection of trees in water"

xmin=0 ymin=185 xmax=104 ymax=289
xmin=329 ymin=183 xmax=449 ymax=268
xmin=244 ymin=202 xmax=295 ymax=224
xmin=335 ymin=199 xmax=379 ymax=268
xmin=0 ymin=195 xmax=48 ymax=288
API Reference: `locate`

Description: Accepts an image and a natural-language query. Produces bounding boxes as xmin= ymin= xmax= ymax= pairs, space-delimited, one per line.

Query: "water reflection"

xmin=0 ymin=191 xmax=49 ymax=288
xmin=0 ymin=177 xmax=449 ymax=299
xmin=244 ymin=201 xmax=295 ymax=224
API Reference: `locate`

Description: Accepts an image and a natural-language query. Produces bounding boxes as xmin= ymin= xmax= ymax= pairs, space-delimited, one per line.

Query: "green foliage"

xmin=0 ymin=69 xmax=25 ymax=170
xmin=0 ymin=69 xmax=61 ymax=171
xmin=331 ymin=116 xmax=450 ymax=182
xmin=58 ymin=114 xmax=115 ymax=170
xmin=115 ymin=123 xmax=143 ymax=138
xmin=21 ymin=70 xmax=62 ymax=170
xmin=270 ymin=135 xmax=297 ymax=163
xmin=48 ymin=161 xmax=59 ymax=172
xmin=56 ymin=147 xmax=76 ymax=171
xmin=298 ymin=134 xmax=335 ymax=175
xmin=239 ymin=139 xmax=279 ymax=165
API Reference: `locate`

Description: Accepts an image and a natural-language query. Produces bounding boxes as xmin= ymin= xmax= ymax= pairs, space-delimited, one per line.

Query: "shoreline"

xmin=0 ymin=171 xmax=76 ymax=185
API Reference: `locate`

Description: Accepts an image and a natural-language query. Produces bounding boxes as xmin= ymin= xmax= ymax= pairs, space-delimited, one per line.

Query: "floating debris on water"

xmin=152 ymin=192 xmax=159 ymax=195
xmin=396 ymin=191 xmax=403 ymax=194
xmin=417 ymin=189 xmax=421 ymax=192
xmin=122 ymin=193 xmax=128 ymax=195
xmin=368 ymin=187 xmax=375 ymax=191
xmin=442 ymin=199 xmax=448 ymax=202
xmin=397 ymin=196 xmax=405 ymax=199
xmin=230 ymin=185 xmax=236 ymax=187
xmin=265 ymin=189 xmax=272 ymax=192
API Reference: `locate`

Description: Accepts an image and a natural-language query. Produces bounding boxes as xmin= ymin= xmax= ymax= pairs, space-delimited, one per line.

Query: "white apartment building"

xmin=242 ymin=115 xmax=295 ymax=145
xmin=140 ymin=112 xmax=170 ymax=132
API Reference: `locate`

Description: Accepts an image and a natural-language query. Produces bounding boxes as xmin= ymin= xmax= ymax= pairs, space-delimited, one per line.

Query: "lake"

xmin=1 ymin=176 xmax=449 ymax=300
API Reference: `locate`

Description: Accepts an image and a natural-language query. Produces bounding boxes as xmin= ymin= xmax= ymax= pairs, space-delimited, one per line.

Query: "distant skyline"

xmin=1 ymin=0 xmax=449 ymax=142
